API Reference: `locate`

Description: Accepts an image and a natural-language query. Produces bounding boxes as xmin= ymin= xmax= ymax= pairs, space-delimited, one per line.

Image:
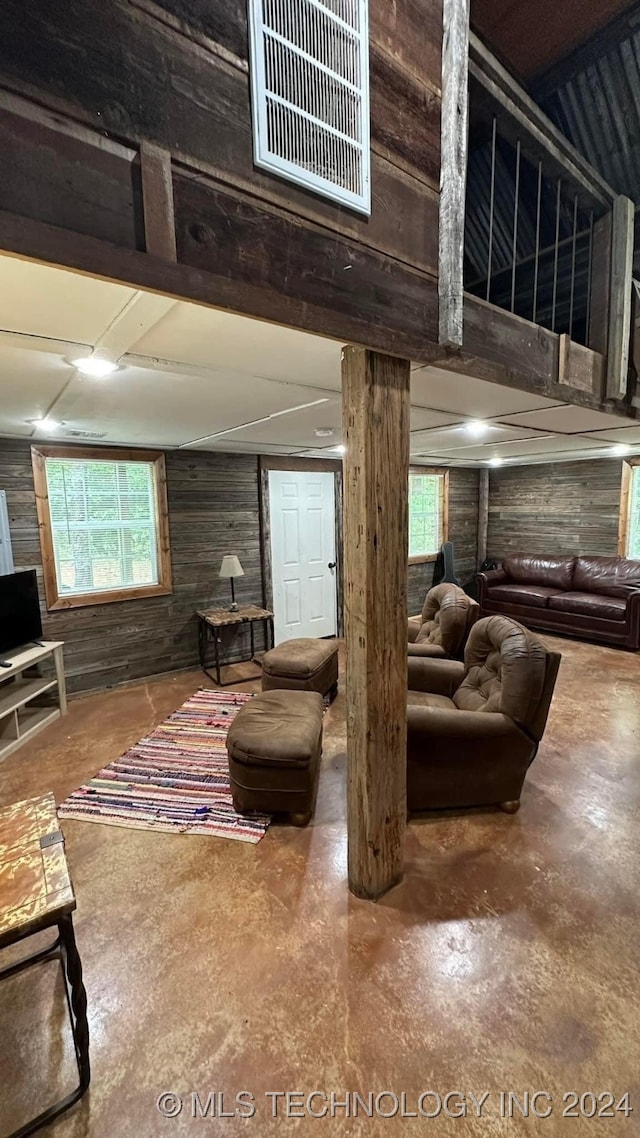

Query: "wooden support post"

xmin=139 ymin=143 xmax=177 ymax=262
xmin=439 ymin=0 xmax=470 ymax=347
xmin=606 ymin=195 xmax=634 ymax=400
xmin=342 ymin=347 xmax=410 ymax=901
xmin=588 ymin=213 xmax=611 ymax=357
xmin=477 ymin=467 xmax=489 ymax=567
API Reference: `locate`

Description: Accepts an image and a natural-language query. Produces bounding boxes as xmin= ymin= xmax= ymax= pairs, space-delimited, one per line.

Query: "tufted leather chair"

xmin=407 ymin=615 xmax=561 ymax=814
xmin=407 ymin=583 xmax=480 ymax=660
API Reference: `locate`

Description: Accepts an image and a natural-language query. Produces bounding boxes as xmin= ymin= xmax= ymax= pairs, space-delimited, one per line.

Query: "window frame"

xmin=31 ymin=445 xmax=172 ymax=611
xmin=408 ymin=466 xmax=449 ymax=565
xmin=618 ymin=456 xmax=640 ymax=559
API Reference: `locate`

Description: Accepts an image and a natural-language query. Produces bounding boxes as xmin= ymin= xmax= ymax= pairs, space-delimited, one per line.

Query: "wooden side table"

xmin=196 ymin=605 xmax=274 ymax=686
xmin=0 ymin=792 xmax=90 ymax=1138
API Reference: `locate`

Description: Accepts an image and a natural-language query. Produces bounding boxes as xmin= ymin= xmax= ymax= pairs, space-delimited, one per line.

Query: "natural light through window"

xmin=409 ymin=471 xmax=446 ymax=560
xmin=626 ymin=465 xmax=640 ymax=559
xmin=32 ymin=446 xmax=172 ymax=609
xmin=46 ymin=458 xmax=158 ymax=595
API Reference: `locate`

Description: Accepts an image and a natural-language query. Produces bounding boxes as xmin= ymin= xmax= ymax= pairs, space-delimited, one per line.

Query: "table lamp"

xmin=219 ymin=554 xmax=244 ymax=611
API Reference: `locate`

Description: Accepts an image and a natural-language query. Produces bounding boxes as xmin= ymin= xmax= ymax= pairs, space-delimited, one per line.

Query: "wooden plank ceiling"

xmin=471 ymin=0 xmax=638 ymax=79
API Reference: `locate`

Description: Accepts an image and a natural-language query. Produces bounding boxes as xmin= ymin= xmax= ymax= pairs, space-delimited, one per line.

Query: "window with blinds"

xmin=409 ymin=472 xmax=446 ymax=559
xmin=31 ymin=447 xmax=172 ymax=610
xmin=626 ymin=465 xmax=640 ymax=559
xmin=248 ymin=0 xmax=371 ymax=215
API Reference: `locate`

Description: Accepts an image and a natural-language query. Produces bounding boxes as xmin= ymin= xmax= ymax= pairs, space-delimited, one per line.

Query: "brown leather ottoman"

xmin=261 ymin=637 xmax=339 ymax=699
xmin=227 ymin=690 xmax=324 ymax=826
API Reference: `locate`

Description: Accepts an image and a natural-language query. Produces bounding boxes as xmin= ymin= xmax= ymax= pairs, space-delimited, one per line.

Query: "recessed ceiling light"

xmin=611 ymin=443 xmax=631 ymax=455
xmin=31 ymin=417 xmax=61 ymax=432
xmin=315 ymin=427 xmax=335 ymax=438
xmin=464 ymin=420 xmax=489 ymax=437
xmin=72 ymin=356 xmax=118 ymax=378
xmin=488 ymin=456 xmax=504 ymax=466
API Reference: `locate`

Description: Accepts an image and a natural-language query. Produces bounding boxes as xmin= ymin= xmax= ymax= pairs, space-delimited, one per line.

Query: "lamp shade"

xmin=219 ymin=555 xmax=245 ymax=579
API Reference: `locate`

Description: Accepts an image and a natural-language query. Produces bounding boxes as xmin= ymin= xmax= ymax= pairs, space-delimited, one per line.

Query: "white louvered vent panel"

xmin=248 ymin=0 xmax=371 ymax=215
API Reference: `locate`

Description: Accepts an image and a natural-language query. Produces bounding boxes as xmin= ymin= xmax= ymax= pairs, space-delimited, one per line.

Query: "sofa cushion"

xmin=262 ymin=637 xmax=338 ymax=680
xmin=407 ymin=692 xmax=456 ymax=711
xmin=503 ymin=554 xmax=576 ymax=590
xmin=548 ymin=591 xmax=627 ymax=621
xmin=573 ymin=556 xmax=640 ymax=599
xmin=487 ymin=583 xmax=558 ymax=609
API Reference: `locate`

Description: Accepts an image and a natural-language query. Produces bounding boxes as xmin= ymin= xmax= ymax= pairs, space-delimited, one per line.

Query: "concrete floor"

xmin=0 ymin=636 xmax=639 ymax=1136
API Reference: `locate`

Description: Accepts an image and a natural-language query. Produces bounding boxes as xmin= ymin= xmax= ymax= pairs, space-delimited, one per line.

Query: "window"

xmin=620 ymin=459 xmax=640 ymax=559
xmin=247 ymin=0 xmax=371 ymax=215
xmin=408 ymin=470 xmax=448 ymax=562
xmin=31 ymin=447 xmax=172 ymax=610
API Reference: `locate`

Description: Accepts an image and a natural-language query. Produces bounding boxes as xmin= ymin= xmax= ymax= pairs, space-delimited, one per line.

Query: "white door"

xmin=269 ymin=470 xmax=337 ymax=644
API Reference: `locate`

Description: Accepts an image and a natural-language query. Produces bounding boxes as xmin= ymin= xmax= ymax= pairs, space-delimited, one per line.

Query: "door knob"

xmin=328 ymin=562 xmax=336 ymax=570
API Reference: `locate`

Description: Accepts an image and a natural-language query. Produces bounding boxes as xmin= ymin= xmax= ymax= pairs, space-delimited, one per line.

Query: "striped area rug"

xmin=58 ymin=689 xmax=270 ymax=843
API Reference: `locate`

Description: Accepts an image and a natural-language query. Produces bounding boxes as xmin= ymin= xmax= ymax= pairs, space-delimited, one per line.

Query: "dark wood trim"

xmin=477 ymin=467 xmax=489 ymax=566
xmin=259 ymin=455 xmax=343 ymax=473
xmin=0 ymin=206 xmax=439 ymax=363
xmin=439 ymin=0 xmax=470 ymax=347
xmin=31 ymin=445 xmax=173 ymax=611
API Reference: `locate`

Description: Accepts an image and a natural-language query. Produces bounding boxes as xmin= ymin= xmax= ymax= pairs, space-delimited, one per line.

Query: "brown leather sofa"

xmin=478 ymin=554 xmax=640 ymax=649
xmin=407 ymin=615 xmax=561 ymax=813
xmin=408 ymin=583 xmax=479 ymax=660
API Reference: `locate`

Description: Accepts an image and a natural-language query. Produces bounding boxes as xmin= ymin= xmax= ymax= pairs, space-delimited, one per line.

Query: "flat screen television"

xmin=0 ymin=570 xmax=43 ymax=657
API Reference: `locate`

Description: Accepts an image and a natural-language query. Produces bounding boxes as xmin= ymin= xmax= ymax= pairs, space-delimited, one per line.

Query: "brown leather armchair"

xmin=407 ymin=583 xmax=479 ymax=660
xmin=407 ymin=615 xmax=561 ymax=814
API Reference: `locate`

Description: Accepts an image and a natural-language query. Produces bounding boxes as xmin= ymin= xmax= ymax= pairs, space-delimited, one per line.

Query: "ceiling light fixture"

xmin=315 ymin=427 xmax=335 ymax=438
xmin=31 ymin=417 xmax=61 ymax=432
xmin=488 ymin=456 xmax=504 ymax=467
xmin=611 ymin=443 xmax=631 ymax=455
xmin=464 ymin=420 xmax=489 ymax=437
xmin=72 ymin=356 xmax=118 ymax=378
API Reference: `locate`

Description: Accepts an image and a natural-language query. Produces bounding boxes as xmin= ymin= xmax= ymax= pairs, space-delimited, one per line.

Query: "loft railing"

xmin=464 ymin=98 xmax=602 ymax=346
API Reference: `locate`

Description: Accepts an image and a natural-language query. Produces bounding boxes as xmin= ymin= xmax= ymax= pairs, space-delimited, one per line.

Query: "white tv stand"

xmin=0 ymin=641 xmax=67 ymax=762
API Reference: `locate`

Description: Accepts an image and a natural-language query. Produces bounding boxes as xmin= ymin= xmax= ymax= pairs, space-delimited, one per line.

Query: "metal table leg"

xmin=1 ymin=915 xmax=90 ymax=1138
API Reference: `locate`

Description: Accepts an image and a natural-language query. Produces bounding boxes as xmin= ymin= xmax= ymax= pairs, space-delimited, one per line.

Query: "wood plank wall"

xmin=407 ymin=468 xmax=480 ymax=614
xmin=2 ymin=437 xmax=480 ymax=691
xmin=0 ymin=0 xmax=443 ymax=350
xmin=0 ymin=440 xmax=264 ymax=693
xmin=487 ymin=459 xmax=624 ymax=559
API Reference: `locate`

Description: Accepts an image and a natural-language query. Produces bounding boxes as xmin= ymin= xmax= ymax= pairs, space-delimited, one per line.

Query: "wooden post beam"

xmin=606 ymin=195 xmax=635 ymax=400
xmin=439 ymin=0 xmax=470 ymax=347
xmin=342 ymin=346 xmax=410 ymax=901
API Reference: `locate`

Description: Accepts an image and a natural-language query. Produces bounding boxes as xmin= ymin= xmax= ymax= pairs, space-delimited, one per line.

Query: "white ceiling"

xmin=0 ymin=255 xmax=638 ymax=468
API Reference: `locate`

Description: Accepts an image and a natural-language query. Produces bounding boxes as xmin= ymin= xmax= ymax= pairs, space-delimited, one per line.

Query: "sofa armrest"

xmin=407 ymin=617 xmax=422 ymax=644
xmin=407 ymin=706 xmax=519 ymax=744
xmin=407 ymin=657 xmax=465 ymax=697
xmin=477 ymin=566 xmax=508 ymax=606
xmin=625 ymin=589 xmax=640 ymax=648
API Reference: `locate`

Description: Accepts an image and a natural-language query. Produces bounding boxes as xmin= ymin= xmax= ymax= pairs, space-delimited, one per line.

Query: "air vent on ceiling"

xmin=64 ymin=429 xmax=108 ymax=440
xmin=248 ymin=0 xmax=371 ymax=215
